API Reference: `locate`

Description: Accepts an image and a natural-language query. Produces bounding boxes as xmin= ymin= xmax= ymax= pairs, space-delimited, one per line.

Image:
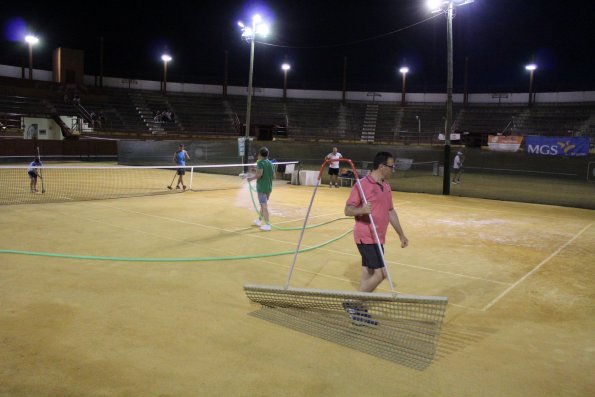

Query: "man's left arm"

xmin=389 ymin=208 xmax=408 ymax=248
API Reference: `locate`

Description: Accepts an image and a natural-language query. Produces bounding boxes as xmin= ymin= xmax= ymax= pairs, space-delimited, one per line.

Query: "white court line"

xmin=481 ymin=220 xmax=594 ymax=311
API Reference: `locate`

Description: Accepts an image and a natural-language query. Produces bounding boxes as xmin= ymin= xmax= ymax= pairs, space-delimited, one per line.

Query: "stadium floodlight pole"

xmin=525 ymin=63 xmax=537 ymax=107
xmin=161 ymin=54 xmax=172 ymax=95
xmin=427 ymin=0 xmax=473 ymax=195
xmin=25 ymin=35 xmax=39 ymax=80
xmin=238 ymin=15 xmax=269 ymax=170
xmin=399 ymin=66 xmax=409 ymax=107
xmin=282 ymin=63 xmax=291 ymax=100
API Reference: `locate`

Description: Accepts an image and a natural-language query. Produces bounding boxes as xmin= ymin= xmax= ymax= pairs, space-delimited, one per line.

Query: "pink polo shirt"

xmin=346 ymin=175 xmax=394 ymax=244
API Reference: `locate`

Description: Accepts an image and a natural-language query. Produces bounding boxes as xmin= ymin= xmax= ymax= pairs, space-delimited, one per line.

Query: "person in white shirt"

xmin=452 ymin=151 xmax=464 ymax=184
xmin=325 ymin=147 xmax=343 ymax=188
xmin=27 ymin=158 xmax=43 ymax=193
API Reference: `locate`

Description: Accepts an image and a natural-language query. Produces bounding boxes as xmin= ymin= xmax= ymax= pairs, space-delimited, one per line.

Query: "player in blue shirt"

xmin=173 ymin=144 xmax=190 ymax=190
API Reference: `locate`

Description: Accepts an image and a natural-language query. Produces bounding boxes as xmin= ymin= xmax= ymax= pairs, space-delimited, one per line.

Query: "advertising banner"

xmin=525 ymin=136 xmax=590 ymax=156
xmin=487 ymin=135 xmax=523 ymax=152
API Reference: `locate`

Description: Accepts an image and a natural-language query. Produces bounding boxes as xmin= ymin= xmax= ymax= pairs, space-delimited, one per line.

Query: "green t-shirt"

xmin=256 ymin=159 xmax=274 ymax=193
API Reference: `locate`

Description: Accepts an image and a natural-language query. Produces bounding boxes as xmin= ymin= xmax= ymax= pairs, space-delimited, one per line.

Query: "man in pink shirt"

xmin=345 ymin=152 xmax=409 ymax=293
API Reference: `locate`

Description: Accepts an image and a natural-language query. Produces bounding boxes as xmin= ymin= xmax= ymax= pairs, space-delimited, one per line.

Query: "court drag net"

xmin=245 ymin=158 xmax=448 ymax=368
xmin=0 ymin=162 xmax=299 ymax=205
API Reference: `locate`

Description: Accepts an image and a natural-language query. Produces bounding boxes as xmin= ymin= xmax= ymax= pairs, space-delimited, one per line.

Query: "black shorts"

xmin=328 ymin=167 xmax=339 ymax=176
xmin=28 ymin=170 xmax=37 ymax=180
xmin=177 ymin=168 xmax=186 ymax=175
xmin=356 ymin=243 xmax=385 ymax=269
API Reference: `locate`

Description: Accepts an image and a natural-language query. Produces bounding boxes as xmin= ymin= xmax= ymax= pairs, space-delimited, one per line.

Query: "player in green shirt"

xmin=248 ymin=147 xmax=274 ymax=231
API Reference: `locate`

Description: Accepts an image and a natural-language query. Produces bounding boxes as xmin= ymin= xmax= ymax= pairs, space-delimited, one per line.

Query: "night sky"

xmin=2 ymin=0 xmax=594 ymax=93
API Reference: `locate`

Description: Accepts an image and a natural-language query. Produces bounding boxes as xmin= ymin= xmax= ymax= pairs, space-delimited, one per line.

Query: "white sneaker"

xmin=253 ymin=219 xmax=262 ymax=226
xmin=259 ymin=224 xmax=271 ymax=231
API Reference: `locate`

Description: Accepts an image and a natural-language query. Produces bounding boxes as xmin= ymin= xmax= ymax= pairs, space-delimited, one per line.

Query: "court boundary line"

xmin=481 ymin=220 xmax=594 ymax=311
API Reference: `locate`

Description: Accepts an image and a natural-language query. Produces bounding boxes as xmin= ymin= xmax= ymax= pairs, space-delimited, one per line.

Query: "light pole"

xmin=281 ymin=63 xmax=291 ymax=100
xmin=399 ymin=66 xmax=409 ymax=107
xmin=25 ymin=34 xmax=39 ymax=80
xmin=427 ymin=0 xmax=473 ymax=195
xmin=416 ymin=115 xmax=421 ymax=143
xmin=161 ymin=54 xmax=172 ymax=95
xmin=525 ymin=63 xmax=537 ymax=107
xmin=238 ymin=15 xmax=269 ymax=168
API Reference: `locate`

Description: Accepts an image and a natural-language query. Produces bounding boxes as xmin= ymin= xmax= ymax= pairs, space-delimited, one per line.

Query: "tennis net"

xmin=0 ymin=162 xmax=299 ymax=205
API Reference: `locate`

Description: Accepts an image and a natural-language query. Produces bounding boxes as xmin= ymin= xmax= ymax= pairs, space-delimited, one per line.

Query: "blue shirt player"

xmin=173 ymin=144 xmax=190 ymax=190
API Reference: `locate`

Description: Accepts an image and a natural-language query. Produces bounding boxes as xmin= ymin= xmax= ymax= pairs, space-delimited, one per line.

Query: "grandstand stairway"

xmin=361 ymin=103 xmax=378 ymax=142
xmin=128 ymin=92 xmax=165 ymax=135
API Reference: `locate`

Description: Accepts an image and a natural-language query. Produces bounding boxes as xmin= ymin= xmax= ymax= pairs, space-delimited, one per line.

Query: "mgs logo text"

xmin=525 ymin=137 xmax=589 ymax=157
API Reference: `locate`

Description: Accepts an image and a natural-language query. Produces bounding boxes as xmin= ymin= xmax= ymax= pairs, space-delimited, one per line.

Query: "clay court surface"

xmin=0 ymin=172 xmax=594 ymax=397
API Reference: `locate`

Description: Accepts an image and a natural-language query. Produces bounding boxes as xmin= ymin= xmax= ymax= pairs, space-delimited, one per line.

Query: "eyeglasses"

xmin=381 ymin=163 xmax=396 ymax=171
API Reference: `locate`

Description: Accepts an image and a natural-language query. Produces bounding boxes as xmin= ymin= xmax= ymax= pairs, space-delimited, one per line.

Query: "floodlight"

xmin=25 ymin=35 xmax=39 ymax=45
xmin=399 ymin=66 xmax=409 ymax=74
xmin=525 ymin=64 xmax=537 ymax=71
xmin=282 ymin=63 xmax=291 ymax=71
xmin=256 ymin=24 xmax=269 ymax=37
xmin=161 ymin=54 xmax=172 ymax=63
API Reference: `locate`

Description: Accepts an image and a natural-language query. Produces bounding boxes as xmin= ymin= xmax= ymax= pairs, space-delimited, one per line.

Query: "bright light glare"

xmin=241 ymin=28 xmax=253 ymax=39
xmin=282 ymin=63 xmax=290 ymax=71
xmin=161 ymin=54 xmax=172 ymax=62
xmin=427 ymin=0 xmax=474 ymax=11
xmin=426 ymin=0 xmax=443 ymax=11
xmin=25 ymin=35 xmax=39 ymax=45
xmin=399 ymin=66 xmax=409 ymax=74
xmin=237 ymin=21 xmax=245 ymax=28
xmin=525 ymin=64 xmax=537 ymax=71
xmin=252 ymin=14 xmax=262 ymax=23
xmin=256 ymin=24 xmax=269 ymax=37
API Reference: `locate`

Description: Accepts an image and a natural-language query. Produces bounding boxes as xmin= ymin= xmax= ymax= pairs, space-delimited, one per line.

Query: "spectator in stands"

xmin=27 ymin=157 xmax=43 ymax=193
xmin=248 ymin=147 xmax=275 ymax=231
xmin=173 ymin=144 xmax=190 ymax=190
xmin=325 ymin=146 xmax=343 ymax=188
xmin=344 ymin=151 xmax=408 ymax=294
xmin=452 ymin=151 xmax=464 ymax=184
xmin=73 ymin=94 xmax=81 ymax=105
xmin=154 ymin=111 xmax=162 ymax=122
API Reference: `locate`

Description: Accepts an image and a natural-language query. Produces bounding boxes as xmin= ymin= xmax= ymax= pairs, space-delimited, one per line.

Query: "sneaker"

xmin=259 ymin=224 xmax=271 ymax=231
xmin=175 ymin=186 xmax=181 ymax=190
xmin=182 ymin=185 xmax=187 ymax=190
xmin=329 ymin=184 xmax=333 ymax=188
xmin=341 ymin=302 xmax=378 ymax=326
xmin=253 ymin=219 xmax=262 ymax=226
xmin=335 ymin=184 xmax=339 ymax=188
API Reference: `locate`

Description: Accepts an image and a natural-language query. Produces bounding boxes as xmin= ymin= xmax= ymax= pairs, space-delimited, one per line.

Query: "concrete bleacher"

xmin=458 ymin=105 xmax=526 ymax=135
xmin=1 ymin=74 xmax=595 ymax=142
xmin=168 ymin=93 xmax=236 ymax=136
xmin=515 ymin=104 xmax=595 ymax=136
